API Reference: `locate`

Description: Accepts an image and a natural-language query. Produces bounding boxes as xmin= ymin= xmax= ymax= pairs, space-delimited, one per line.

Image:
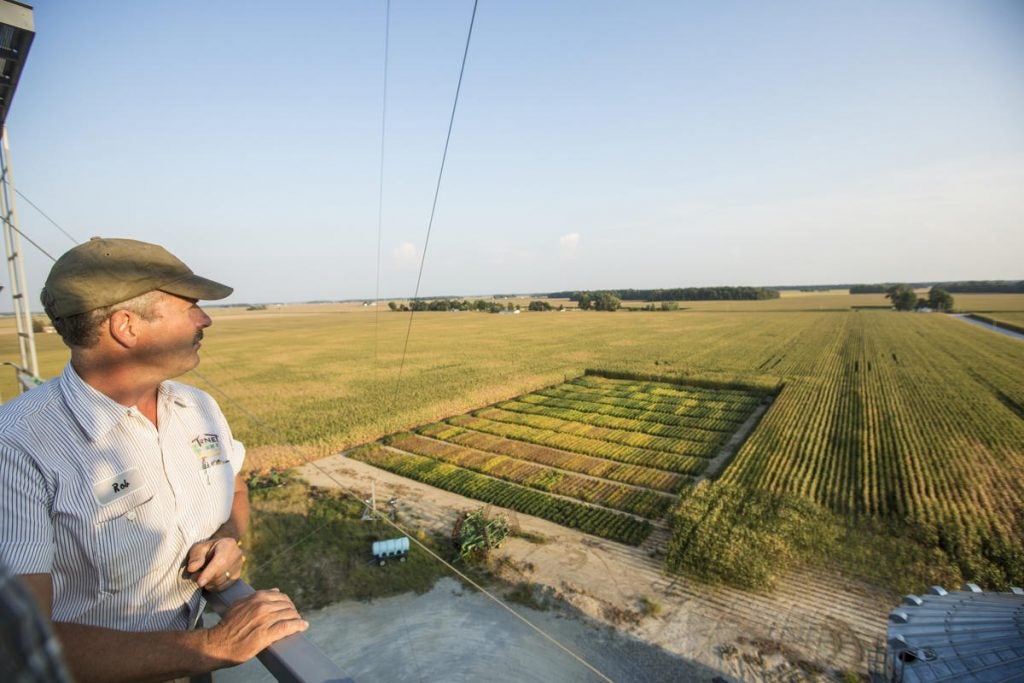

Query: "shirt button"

xmin=126 ymin=511 xmax=137 ymax=521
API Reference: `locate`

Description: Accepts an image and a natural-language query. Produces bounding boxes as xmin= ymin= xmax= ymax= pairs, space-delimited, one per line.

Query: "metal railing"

xmin=0 ymin=360 xmax=42 ymax=402
xmin=204 ymin=580 xmax=353 ymax=683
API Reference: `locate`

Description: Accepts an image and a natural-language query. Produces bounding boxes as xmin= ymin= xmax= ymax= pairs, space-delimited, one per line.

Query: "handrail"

xmin=204 ymin=580 xmax=353 ymax=683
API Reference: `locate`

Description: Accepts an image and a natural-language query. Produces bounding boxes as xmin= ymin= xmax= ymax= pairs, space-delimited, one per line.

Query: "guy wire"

xmin=373 ymin=0 xmax=391 ymax=374
xmin=14 ymin=188 xmax=78 ymax=243
xmin=5 ymin=222 xmax=57 ymax=262
xmin=390 ymin=0 xmax=480 ymax=418
xmin=370 ymin=4 xmax=429 ymax=680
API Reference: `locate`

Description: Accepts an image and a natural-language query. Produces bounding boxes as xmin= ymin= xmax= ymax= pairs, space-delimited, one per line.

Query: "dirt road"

xmin=299 ymin=454 xmax=895 ymax=681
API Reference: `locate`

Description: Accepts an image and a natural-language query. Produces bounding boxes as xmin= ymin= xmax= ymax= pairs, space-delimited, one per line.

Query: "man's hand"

xmin=185 ymin=537 xmax=244 ymax=591
xmin=204 ymin=589 xmax=309 ymax=666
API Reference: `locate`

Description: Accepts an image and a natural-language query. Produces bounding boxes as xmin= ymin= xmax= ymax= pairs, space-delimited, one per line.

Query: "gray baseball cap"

xmin=42 ymin=237 xmax=233 ymax=318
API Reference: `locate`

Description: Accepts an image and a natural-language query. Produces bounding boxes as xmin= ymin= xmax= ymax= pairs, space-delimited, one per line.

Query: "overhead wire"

xmin=390 ymin=0 xmax=480 ymax=414
xmin=5 ymin=222 xmax=57 ymax=262
xmin=366 ymin=4 xmax=429 ymax=680
xmin=14 ymin=188 xmax=78 ymax=243
xmin=373 ymin=0 xmax=391 ymax=374
xmin=1 ymin=188 xmax=78 ymax=265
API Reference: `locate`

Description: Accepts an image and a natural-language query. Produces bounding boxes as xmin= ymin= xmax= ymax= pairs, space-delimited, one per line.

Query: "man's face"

xmin=135 ymin=291 xmax=213 ymax=378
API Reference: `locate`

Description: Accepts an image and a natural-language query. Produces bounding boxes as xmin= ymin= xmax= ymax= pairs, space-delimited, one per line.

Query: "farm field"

xmin=350 ymin=375 xmax=765 ymax=545
xmin=953 ymin=293 xmax=1024 ymax=312
xmin=2 ymin=292 xmax=1023 ymax=591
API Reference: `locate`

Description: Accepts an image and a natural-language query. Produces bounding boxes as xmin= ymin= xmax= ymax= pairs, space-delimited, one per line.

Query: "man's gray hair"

xmin=42 ymin=290 xmax=163 ymax=348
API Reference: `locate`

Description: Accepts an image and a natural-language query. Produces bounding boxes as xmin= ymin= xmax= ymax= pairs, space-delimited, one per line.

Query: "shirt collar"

xmin=58 ymin=364 xmax=194 ymax=442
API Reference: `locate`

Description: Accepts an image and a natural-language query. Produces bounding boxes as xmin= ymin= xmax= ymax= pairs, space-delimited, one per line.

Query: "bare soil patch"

xmin=299 ymin=454 xmax=895 ymax=681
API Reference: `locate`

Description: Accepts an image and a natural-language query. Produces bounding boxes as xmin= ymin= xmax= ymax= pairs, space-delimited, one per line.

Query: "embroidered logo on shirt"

xmin=191 ymin=433 xmax=221 ymax=456
xmin=93 ymin=467 xmax=146 ymax=506
xmin=192 ymin=433 xmax=229 ymax=471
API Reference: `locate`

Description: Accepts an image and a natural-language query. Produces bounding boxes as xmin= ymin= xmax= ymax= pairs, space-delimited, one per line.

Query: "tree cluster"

xmin=885 ymin=285 xmax=954 ymax=312
xmin=577 ymin=291 xmax=621 ymax=311
xmin=387 ymin=299 xmax=508 ymax=313
xmin=635 ymin=301 xmax=680 ymax=311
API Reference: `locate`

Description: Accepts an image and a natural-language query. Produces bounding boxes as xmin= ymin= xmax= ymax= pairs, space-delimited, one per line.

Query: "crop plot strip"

xmin=540 ymin=385 xmax=757 ymax=421
xmin=509 ymin=394 xmax=743 ymax=434
xmin=349 ymin=445 xmax=653 ymax=545
xmin=498 ymin=399 xmax=732 ymax=443
xmin=530 ymin=387 xmax=755 ymax=424
xmin=454 ymin=412 xmax=712 ymax=472
xmin=388 ymin=433 xmax=674 ymax=518
xmin=571 ymin=374 xmax=763 ymax=403
xmin=416 ymin=422 xmax=688 ymax=493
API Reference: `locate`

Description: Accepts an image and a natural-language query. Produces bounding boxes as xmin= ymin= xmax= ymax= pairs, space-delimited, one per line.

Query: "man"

xmin=0 ymin=237 xmax=307 ymax=681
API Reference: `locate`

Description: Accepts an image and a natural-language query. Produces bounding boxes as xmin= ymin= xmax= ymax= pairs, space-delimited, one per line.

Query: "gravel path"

xmin=215 ymin=577 xmax=721 ymax=682
xmin=951 ymin=313 xmax=1024 ymax=341
xmin=292 ymin=454 xmax=895 ymax=680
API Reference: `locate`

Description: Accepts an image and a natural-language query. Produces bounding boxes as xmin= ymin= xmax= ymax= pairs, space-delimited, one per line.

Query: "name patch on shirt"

xmin=93 ymin=467 xmax=146 ymax=507
xmin=192 ymin=433 xmax=229 ymax=470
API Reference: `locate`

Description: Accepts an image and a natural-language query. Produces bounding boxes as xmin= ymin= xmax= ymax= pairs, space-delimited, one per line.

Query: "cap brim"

xmin=159 ymin=274 xmax=234 ymax=301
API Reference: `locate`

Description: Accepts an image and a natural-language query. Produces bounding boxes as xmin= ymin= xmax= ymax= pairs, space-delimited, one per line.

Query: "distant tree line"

xmin=852 ymin=280 xmax=1023 ymax=294
xmin=388 ymin=299 xmax=509 ymax=313
xmin=549 ymin=287 xmax=779 ymax=302
xmin=941 ymin=281 xmax=1024 ymax=293
xmin=849 ymin=284 xmax=892 ymax=294
xmin=386 ymin=299 xmax=569 ymax=313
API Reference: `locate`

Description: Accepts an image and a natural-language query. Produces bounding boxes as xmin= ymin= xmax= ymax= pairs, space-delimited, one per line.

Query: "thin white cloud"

xmin=392 ymin=242 xmax=419 ymax=268
xmin=560 ymin=233 xmax=580 ymax=258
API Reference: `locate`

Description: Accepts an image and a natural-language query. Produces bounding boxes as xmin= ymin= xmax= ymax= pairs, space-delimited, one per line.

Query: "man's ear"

xmin=107 ymin=309 xmax=140 ymax=348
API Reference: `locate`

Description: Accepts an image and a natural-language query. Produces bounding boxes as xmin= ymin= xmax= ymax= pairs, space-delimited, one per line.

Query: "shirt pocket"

xmin=93 ymin=488 xmax=162 ymax=593
xmin=199 ymin=452 xmax=236 ymax=530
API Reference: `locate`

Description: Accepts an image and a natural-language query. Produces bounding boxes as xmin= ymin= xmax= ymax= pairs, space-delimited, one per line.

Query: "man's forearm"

xmin=54 ymin=621 xmax=221 ymax=683
xmin=53 ymin=588 xmax=308 ymax=682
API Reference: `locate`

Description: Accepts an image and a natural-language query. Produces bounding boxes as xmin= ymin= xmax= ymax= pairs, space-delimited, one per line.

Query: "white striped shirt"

xmin=0 ymin=364 xmax=244 ymax=631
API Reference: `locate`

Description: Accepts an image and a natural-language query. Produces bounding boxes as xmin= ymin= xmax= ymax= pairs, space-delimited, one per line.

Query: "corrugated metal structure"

xmin=0 ymin=0 xmax=33 ymax=127
xmin=887 ymin=583 xmax=1024 ymax=682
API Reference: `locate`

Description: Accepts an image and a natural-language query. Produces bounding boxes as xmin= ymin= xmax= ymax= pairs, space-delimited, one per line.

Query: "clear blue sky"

xmin=5 ymin=0 xmax=1023 ymax=307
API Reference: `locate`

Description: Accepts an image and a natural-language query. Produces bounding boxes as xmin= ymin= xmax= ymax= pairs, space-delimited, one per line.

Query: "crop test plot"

xmin=350 ymin=372 xmax=769 ymax=546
